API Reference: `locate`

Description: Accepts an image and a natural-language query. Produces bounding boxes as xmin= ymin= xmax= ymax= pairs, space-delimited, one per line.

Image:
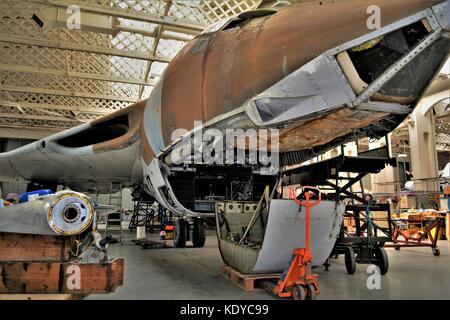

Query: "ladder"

xmin=105 ymin=182 xmax=123 ymax=244
xmin=129 ymin=187 xmax=152 ymax=230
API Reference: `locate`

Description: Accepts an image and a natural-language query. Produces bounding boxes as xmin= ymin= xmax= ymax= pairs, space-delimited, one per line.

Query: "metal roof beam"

xmin=139 ymin=0 xmax=172 ymax=100
xmin=0 ymin=85 xmax=137 ymax=102
xmin=0 ymin=64 xmax=158 ymax=86
xmin=0 ymin=34 xmax=171 ymax=62
xmin=0 ymin=112 xmax=80 ymax=122
xmin=26 ymin=0 xmax=205 ymax=33
xmin=0 ymin=99 xmax=112 ymax=115
xmin=0 ymin=121 xmax=71 ymax=130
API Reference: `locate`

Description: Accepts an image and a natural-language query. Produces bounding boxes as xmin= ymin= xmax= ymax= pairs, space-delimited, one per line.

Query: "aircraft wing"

xmin=0 ymin=100 xmax=146 ymax=193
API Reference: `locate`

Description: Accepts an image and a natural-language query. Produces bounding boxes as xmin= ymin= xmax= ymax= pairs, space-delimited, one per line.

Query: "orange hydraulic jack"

xmin=273 ymin=186 xmax=321 ymax=300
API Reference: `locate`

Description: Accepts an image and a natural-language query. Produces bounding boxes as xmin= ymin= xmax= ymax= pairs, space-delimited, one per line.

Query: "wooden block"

xmin=243 ymin=278 xmax=254 ymax=291
xmin=0 ymin=233 xmax=73 ymax=262
xmin=0 ymin=259 xmax=124 ymax=294
xmin=230 ymin=272 xmax=239 ymax=282
xmin=0 ymin=262 xmax=60 ymax=292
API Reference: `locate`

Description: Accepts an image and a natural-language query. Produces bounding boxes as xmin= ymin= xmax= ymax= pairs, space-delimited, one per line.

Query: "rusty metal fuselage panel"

xmin=159 ymin=0 xmax=439 ymax=145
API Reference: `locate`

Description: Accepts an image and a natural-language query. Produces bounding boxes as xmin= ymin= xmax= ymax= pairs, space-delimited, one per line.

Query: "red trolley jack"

xmin=272 ymin=186 xmax=322 ymax=300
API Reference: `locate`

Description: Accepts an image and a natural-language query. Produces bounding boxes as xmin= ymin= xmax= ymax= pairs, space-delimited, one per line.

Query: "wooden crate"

xmin=220 ymin=264 xmax=280 ymax=291
xmin=0 ymin=258 xmax=124 ymax=294
xmin=0 ymin=232 xmax=74 ymax=262
xmin=0 ymin=232 xmax=124 ymax=295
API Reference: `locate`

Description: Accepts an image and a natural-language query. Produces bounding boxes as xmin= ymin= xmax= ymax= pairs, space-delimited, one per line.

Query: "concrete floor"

xmin=88 ymin=230 xmax=450 ymax=300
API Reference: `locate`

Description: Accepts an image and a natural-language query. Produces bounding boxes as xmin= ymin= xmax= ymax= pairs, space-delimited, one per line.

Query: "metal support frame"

xmin=385 ymin=216 xmax=444 ymax=255
xmin=0 ymin=64 xmax=158 ymax=86
xmin=139 ymin=1 xmax=173 ymax=100
xmin=0 ymin=84 xmax=137 ymax=102
xmin=0 ymin=99 xmax=111 ymax=115
xmin=342 ymin=204 xmax=393 ymax=247
xmin=25 ymin=0 xmax=206 ymax=33
xmin=0 ymin=34 xmax=171 ymax=63
xmin=128 ymin=186 xmax=173 ymax=233
xmin=0 ymin=111 xmax=79 ymax=123
xmin=282 ymin=146 xmax=397 ymax=203
xmin=282 ymin=145 xmax=396 ymax=273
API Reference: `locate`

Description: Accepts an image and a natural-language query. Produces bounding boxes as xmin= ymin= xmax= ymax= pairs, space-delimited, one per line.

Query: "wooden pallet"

xmin=220 ymin=264 xmax=281 ymax=291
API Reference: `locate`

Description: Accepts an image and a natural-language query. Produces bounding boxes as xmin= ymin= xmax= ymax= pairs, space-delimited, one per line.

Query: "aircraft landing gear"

xmin=173 ymin=219 xmax=187 ymax=248
xmin=192 ymin=218 xmax=206 ymax=247
xmin=173 ymin=218 xmax=206 ymax=248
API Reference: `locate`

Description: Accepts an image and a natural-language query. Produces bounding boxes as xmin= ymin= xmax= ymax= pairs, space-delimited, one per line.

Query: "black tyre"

xmin=394 ymin=246 xmax=401 ymax=251
xmin=432 ymin=247 xmax=440 ymax=256
xmin=174 ymin=219 xmax=187 ymax=248
xmin=375 ymin=247 xmax=389 ymax=275
xmin=345 ymin=247 xmax=356 ymax=275
xmin=192 ymin=219 xmax=206 ymax=248
xmin=292 ymin=285 xmax=306 ymax=301
xmin=306 ymin=284 xmax=317 ymax=300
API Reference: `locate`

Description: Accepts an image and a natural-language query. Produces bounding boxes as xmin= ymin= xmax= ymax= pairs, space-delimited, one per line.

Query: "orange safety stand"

xmin=273 ymin=186 xmax=321 ymax=300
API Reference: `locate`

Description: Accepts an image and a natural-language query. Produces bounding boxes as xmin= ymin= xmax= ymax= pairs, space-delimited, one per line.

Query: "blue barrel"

xmin=19 ymin=189 xmax=53 ymax=203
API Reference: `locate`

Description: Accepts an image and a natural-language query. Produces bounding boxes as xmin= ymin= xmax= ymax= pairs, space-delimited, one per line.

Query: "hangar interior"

xmin=0 ymin=0 xmax=449 ymax=300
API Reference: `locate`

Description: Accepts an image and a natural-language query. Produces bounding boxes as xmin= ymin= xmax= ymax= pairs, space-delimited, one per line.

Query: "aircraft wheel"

xmin=345 ymin=247 xmax=356 ymax=275
xmin=192 ymin=219 xmax=206 ymax=248
xmin=306 ymin=284 xmax=317 ymax=300
xmin=375 ymin=247 xmax=389 ymax=275
xmin=292 ymin=285 xmax=306 ymax=301
xmin=394 ymin=246 xmax=401 ymax=251
xmin=173 ymin=219 xmax=187 ymax=248
xmin=432 ymin=247 xmax=440 ymax=256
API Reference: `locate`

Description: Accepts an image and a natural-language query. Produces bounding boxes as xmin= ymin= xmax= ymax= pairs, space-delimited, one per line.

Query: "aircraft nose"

xmin=244 ymin=0 xmax=448 ymax=126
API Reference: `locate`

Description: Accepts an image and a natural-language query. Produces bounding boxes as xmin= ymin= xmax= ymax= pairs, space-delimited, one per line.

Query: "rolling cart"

xmin=385 ymin=215 xmax=445 ymax=256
